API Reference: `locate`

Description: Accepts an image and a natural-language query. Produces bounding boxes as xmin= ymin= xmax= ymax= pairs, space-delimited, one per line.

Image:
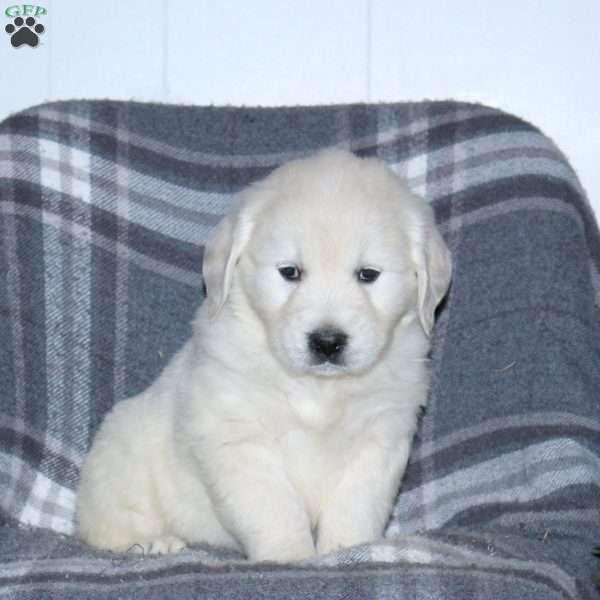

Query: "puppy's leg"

xmin=316 ymin=437 xmax=411 ymax=555
xmin=77 ymin=457 xmax=178 ymax=553
xmin=77 ymin=395 xmax=185 ymax=554
xmin=199 ymin=442 xmax=315 ymax=562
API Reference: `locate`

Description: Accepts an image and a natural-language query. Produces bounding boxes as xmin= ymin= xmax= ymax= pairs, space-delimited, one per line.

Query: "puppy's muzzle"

xmin=307 ymin=328 xmax=348 ymax=365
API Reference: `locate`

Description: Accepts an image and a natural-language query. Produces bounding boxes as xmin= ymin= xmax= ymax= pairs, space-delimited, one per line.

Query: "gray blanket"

xmin=1 ymin=100 xmax=599 ymax=599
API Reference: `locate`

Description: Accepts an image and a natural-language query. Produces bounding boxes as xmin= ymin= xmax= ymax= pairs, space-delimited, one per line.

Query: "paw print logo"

xmin=5 ymin=16 xmax=45 ymax=48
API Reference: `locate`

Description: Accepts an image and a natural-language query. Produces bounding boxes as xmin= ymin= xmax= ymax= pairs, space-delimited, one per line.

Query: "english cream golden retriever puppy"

xmin=76 ymin=149 xmax=451 ymax=562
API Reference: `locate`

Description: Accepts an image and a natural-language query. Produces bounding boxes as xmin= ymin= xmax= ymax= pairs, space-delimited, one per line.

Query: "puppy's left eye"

xmin=357 ymin=267 xmax=381 ymax=283
xmin=278 ymin=264 xmax=302 ymax=281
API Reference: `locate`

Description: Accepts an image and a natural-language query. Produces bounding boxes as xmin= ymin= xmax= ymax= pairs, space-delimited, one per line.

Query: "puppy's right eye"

xmin=357 ymin=267 xmax=381 ymax=283
xmin=278 ymin=265 xmax=302 ymax=282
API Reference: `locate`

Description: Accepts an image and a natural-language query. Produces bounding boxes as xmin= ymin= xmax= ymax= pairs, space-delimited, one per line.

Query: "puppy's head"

xmin=202 ymin=149 xmax=451 ymax=376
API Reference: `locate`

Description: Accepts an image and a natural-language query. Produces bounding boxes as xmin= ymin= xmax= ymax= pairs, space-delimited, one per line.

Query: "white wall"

xmin=2 ymin=0 xmax=599 ymax=218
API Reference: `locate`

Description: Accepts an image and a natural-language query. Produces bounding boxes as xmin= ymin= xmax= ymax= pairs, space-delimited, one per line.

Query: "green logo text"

xmin=5 ymin=4 xmax=47 ymax=18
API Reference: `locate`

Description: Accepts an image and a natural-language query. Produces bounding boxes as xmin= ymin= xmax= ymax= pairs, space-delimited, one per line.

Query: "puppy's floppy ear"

xmin=411 ymin=210 xmax=452 ymax=337
xmin=202 ymin=205 xmax=254 ymax=319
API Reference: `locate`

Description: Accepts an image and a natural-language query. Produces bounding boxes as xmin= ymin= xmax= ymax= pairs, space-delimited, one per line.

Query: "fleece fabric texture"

xmin=1 ymin=100 xmax=599 ymax=599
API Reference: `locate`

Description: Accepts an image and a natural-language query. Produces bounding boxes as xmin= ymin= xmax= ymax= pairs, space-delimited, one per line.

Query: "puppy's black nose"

xmin=308 ymin=328 xmax=348 ymax=363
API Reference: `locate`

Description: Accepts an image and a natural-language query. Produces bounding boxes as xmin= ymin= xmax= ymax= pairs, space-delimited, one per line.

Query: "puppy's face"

xmin=239 ymin=197 xmax=416 ymax=376
xmin=202 ymin=150 xmax=451 ymax=377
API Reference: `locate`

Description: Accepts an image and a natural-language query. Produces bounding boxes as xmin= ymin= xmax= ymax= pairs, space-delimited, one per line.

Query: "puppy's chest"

xmin=279 ymin=423 xmax=349 ymax=519
xmin=276 ymin=384 xmax=368 ymax=515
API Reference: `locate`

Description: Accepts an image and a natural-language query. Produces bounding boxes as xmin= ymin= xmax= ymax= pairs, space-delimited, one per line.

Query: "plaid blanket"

xmin=1 ymin=100 xmax=599 ymax=599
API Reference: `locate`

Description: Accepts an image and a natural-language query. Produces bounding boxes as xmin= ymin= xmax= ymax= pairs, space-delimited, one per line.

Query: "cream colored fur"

xmin=76 ymin=149 xmax=452 ymax=562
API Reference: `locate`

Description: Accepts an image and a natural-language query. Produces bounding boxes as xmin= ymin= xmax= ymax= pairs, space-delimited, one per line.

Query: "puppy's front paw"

xmin=316 ymin=521 xmax=377 ymax=556
xmin=129 ymin=535 xmax=187 ymax=555
xmin=247 ymin=534 xmax=316 ymax=563
xmin=316 ymin=533 xmax=346 ymax=556
xmin=316 ymin=535 xmax=359 ymax=556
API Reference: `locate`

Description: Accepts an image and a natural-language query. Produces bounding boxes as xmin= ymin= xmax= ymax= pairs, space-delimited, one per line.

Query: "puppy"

xmin=76 ymin=149 xmax=451 ymax=562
